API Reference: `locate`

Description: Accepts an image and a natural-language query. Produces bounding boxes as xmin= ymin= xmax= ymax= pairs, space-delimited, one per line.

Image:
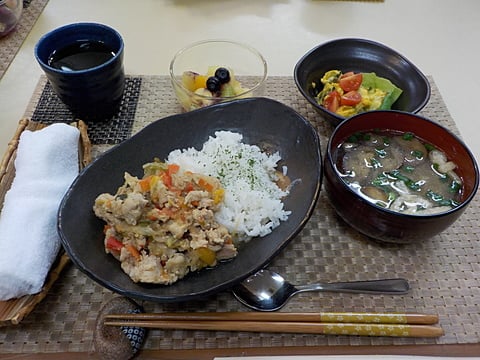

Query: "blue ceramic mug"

xmin=34 ymin=22 xmax=125 ymax=121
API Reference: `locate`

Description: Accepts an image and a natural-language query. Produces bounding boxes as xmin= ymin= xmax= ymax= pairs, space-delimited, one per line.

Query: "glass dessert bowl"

xmin=169 ymin=39 xmax=268 ymax=112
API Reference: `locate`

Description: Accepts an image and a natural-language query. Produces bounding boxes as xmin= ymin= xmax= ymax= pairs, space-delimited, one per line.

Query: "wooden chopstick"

xmin=104 ymin=312 xmax=443 ymax=338
xmin=104 ymin=319 xmax=443 ymax=338
xmin=105 ymin=311 xmax=439 ymax=325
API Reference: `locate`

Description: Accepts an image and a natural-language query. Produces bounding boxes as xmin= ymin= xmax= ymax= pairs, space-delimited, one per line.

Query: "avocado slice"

xmin=361 ymin=72 xmax=403 ymax=110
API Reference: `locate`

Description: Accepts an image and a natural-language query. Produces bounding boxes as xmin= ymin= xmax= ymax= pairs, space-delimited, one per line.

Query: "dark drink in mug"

xmin=35 ymin=22 xmax=125 ymax=122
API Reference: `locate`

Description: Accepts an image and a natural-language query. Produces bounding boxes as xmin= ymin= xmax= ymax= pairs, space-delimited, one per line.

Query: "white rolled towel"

xmin=0 ymin=123 xmax=79 ymax=301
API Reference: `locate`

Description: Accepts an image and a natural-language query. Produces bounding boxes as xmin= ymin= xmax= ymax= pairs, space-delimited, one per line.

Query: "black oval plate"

xmin=58 ymin=97 xmax=322 ymax=302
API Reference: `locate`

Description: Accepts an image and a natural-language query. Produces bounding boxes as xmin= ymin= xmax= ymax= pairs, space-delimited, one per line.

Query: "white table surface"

xmin=1 ymin=1 xmax=480 ymax=358
xmin=1 ymin=0 xmax=480 ymax=164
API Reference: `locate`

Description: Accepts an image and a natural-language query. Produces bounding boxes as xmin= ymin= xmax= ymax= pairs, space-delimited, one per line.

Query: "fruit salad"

xmin=312 ymin=70 xmax=403 ymax=118
xmin=175 ymin=66 xmax=250 ymax=111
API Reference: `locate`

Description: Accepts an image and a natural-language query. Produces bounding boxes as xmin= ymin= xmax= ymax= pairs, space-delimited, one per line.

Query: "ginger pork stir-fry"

xmin=93 ymin=159 xmax=237 ymax=285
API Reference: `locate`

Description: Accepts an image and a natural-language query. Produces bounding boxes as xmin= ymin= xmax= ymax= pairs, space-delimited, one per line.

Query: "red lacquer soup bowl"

xmin=323 ymin=110 xmax=479 ymax=244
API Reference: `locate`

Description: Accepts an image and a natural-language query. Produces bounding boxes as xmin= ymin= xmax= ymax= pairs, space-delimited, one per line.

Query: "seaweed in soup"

xmin=335 ymin=130 xmax=462 ymax=215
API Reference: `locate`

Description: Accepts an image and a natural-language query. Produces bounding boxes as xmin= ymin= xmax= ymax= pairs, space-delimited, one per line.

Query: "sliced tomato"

xmin=339 ymin=73 xmax=363 ymax=92
xmin=341 ymin=90 xmax=362 ymax=106
xmin=340 ymin=71 xmax=355 ymax=79
xmin=323 ymin=90 xmax=341 ymax=112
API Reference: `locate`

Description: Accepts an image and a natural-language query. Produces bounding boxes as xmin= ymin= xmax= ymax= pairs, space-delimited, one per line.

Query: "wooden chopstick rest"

xmin=95 ymin=297 xmax=147 ymax=359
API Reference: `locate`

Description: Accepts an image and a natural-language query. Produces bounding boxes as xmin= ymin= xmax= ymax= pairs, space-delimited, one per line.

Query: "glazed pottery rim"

xmin=169 ymin=39 xmax=268 ymax=100
xmin=326 ymin=109 xmax=479 ymax=219
xmin=34 ymin=22 xmax=124 ymax=75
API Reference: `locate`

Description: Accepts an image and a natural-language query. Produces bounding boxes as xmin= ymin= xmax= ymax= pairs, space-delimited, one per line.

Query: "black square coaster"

xmin=31 ymin=77 xmax=142 ymax=145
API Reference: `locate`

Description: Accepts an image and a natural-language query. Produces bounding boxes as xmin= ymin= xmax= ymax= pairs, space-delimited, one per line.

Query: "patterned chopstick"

xmin=104 ymin=312 xmax=443 ymax=337
xmin=105 ymin=311 xmax=439 ymax=324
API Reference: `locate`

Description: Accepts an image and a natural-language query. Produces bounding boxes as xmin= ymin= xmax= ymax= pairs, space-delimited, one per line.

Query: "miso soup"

xmin=335 ymin=130 xmax=463 ymax=215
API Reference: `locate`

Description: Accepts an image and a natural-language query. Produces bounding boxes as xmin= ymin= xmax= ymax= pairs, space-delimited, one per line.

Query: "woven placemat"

xmin=0 ymin=0 xmax=49 ymax=80
xmin=0 ymin=75 xmax=478 ymax=354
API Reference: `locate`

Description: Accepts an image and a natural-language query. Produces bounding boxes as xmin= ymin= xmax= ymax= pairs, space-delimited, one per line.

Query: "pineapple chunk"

xmin=181 ymin=71 xmax=208 ymax=92
xmin=206 ymin=65 xmax=226 ymax=77
xmin=220 ymin=83 xmax=236 ymax=97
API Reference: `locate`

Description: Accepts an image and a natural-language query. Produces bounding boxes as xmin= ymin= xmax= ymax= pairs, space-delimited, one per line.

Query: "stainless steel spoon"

xmin=232 ymin=269 xmax=410 ymax=311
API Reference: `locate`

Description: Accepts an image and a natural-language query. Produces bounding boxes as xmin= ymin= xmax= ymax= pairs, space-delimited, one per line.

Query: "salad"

xmin=312 ymin=70 xmax=403 ymax=117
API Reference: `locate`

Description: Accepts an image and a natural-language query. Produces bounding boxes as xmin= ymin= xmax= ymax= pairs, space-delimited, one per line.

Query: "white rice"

xmin=167 ymin=131 xmax=290 ymax=241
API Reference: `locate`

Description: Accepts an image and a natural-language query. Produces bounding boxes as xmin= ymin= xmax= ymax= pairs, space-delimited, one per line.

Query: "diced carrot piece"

xmin=168 ymin=163 xmax=180 ymax=175
xmin=126 ymin=244 xmax=141 ymax=261
xmin=198 ymin=178 xmax=214 ymax=192
xmin=139 ymin=175 xmax=152 ymax=192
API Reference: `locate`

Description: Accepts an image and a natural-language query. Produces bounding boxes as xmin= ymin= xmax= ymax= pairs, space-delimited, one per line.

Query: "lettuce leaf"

xmin=361 ymin=73 xmax=403 ymax=110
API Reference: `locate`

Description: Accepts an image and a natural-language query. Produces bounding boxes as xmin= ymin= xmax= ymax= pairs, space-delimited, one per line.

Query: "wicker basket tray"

xmin=0 ymin=118 xmax=91 ymax=326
